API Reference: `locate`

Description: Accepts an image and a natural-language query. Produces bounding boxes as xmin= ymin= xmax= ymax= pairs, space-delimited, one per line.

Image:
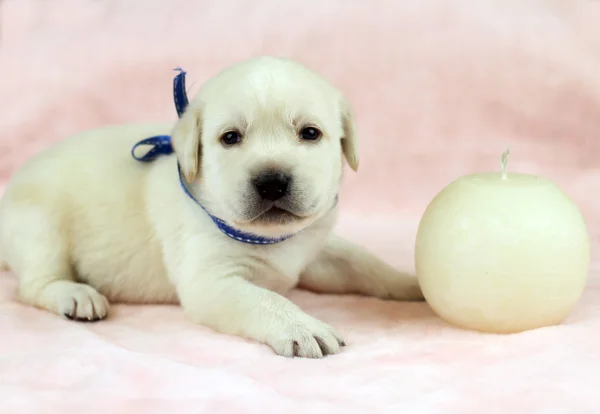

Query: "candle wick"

xmin=501 ymin=147 xmax=510 ymax=180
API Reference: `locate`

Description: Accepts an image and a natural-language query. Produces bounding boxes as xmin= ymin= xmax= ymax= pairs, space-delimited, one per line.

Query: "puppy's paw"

xmin=54 ymin=283 xmax=109 ymax=322
xmin=373 ymin=271 xmax=425 ymax=302
xmin=386 ymin=278 xmax=425 ymax=302
xmin=268 ymin=314 xmax=345 ymax=358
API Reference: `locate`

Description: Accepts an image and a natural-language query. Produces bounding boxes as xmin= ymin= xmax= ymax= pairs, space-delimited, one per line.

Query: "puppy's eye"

xmin=299 ymin=127 xmax=322 ymax=141
xmin=221 ymin=131 xmax=242 ymax=146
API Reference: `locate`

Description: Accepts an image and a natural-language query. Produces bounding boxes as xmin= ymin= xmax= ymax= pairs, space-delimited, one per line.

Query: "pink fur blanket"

xmin=1 ymin=0 xmax=599 ymax=412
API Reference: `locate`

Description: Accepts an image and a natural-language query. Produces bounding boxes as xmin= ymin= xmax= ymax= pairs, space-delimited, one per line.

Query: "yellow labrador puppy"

xmin=0 ymin=57 xmax=422 ymax=358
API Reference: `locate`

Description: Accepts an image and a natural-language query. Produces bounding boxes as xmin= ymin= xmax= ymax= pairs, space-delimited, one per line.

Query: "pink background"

xmin=1 ymin=0 xmax=599 ymax=412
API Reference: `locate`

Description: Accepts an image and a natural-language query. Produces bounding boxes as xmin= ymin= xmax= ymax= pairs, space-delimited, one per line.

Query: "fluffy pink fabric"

xmin=1 ymin=0 xmax=599 ymax=412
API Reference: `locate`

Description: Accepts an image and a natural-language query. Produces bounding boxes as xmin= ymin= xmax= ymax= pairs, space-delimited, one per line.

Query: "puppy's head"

xmin=171 ymin=57 xmax=359 ymax=237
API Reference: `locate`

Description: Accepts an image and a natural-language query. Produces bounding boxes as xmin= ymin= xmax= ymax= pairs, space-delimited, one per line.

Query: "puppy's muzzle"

xmin=253 ymin=171 xmax=291 ymax=201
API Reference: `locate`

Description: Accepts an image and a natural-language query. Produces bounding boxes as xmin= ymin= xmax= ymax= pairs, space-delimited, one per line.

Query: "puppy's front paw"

xmin=57 ymin=284 xmax=110 ymax=321
xmin=21 ymin=279 xmax=110 ymax=321
xmin=42 ymin=282 xmax=110 ymax=321
xmin=268 ymin=314 xmax=345 ymax=358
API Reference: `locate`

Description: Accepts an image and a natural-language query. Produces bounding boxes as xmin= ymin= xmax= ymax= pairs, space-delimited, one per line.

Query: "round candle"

xmin=415 ymin=149 xmax=590 ymax=333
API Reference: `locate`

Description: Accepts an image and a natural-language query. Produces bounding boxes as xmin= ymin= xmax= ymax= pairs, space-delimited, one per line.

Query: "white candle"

xmin=415 ymin=149 xmax=590 ymax=333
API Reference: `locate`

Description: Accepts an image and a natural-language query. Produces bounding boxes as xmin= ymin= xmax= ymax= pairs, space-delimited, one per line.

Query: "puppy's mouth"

xmin=252 ymin=205 xmax=303 ymax=225
xmin=232 ymin=195 xmax=317 ymax=228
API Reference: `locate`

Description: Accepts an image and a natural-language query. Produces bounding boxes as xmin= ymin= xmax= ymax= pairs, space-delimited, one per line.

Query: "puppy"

xmin=0 ymin=56 xmax=422 ymax=358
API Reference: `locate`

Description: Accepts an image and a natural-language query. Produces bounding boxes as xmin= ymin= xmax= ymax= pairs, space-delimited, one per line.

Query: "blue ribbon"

xmin=172 ymin=67 xmax=189 ymax=118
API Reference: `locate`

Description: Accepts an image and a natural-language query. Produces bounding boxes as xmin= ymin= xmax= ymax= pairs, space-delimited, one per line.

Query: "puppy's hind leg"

xmin=5 ymin=206 xmax=109 ymax=321
xmin=300 ymin=234 xmax=424 ymax=301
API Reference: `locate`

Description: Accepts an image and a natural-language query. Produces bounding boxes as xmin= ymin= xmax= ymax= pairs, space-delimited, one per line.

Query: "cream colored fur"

xmin=0 ymin=57 xmax=422 ymax=358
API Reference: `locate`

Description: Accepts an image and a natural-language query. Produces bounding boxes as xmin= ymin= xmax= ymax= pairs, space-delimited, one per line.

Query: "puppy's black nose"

xmin=253 ymin=171 xmax=290 ymax=201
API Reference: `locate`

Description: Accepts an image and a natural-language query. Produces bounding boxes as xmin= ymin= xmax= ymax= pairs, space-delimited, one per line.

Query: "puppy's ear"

xmin=171 ymin=106 xmax=203 ymax=183
xmin=340 ymin=97 xmax=359 ymax=171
